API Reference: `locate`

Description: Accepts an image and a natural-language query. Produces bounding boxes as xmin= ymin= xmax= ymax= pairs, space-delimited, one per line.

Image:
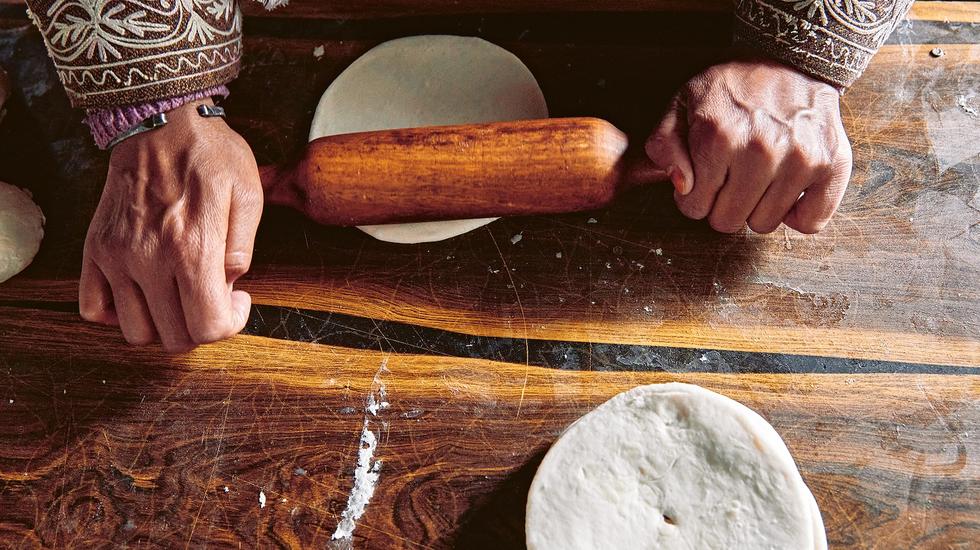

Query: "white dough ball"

xmin=526 ymin=383 xmax=826 ymax=550
xmin=0 ymin=181 xmax=44 ymax=283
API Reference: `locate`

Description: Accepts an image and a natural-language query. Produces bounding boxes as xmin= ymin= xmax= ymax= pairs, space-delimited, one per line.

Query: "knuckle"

xmin=225 ymin=256 xmax=251 ymax=280
xmin=124 ymin=332 xmax=155 ymax=346
xmin=708 ymin=215 xmax=744 ymax=234
xmin=745 ymin=135 xmax=778 ymax=163
xmin=675 ymin=196 xmax=709 ymax=220
xmin=171 ymin=240 xmax=208 ymax=274
xmin=787 ymin=147 xmax=818 ymax=172
xmin=691 ymin=113 xmax=727 ymax=142
xmin=189 ymin=322 xmax=232 ymax=345
xmin=792 ymin=218 xmax=826 ymax=235
xmin=748 ymin=218 xmax=780 ymax=234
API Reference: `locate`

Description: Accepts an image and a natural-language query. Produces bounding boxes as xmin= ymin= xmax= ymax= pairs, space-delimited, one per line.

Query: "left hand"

xmin=645 ymin=59 xmax=852 ymax=234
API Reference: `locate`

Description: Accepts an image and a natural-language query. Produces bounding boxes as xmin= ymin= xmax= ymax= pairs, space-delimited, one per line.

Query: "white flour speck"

xmin=654 ymin=248 xmax=663 ymax=256
xmin=956 ymin=94 xmax=979 ymax=117
xmin=510 ymin=233 xmax=523 ymax=244
xmin=366 ymin=393 xmax=390 ymax=416
xmin=259 ymin=490 xmax=267 ymax=508
xmin=313 ymin=44 xmax=325 ymax=59
xmin=555 ymin=252 xmax=562 ymax=259
xmin=587 ymin=217 xmax=598 ymax=224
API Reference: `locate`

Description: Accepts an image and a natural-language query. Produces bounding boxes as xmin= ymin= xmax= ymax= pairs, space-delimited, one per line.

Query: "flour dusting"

xmin=956 ymin=94 xmax=978 ymax=118
xmin=332 ymin=423 xmax=382 ymax=541
xmin=331 ymin=357 xmax=390 ymax=543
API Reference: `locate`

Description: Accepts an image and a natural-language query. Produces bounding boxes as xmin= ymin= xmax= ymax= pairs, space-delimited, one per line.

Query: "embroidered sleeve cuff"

xmin=732 ymin=0 xmax=914 ymax=90
xmin=85 ymin=85 xmax=229 ymax=150
xmin=26 ymin=0 xmax=242 ymax=108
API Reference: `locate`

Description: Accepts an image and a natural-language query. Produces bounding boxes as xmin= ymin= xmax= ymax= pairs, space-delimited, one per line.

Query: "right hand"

xmin=645 ymin=59 xmax=852 ymax=234
xmin=79 ymin=99 xmax=263 ymax=352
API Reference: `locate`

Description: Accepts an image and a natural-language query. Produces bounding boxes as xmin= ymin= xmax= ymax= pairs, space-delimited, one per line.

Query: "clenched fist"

xmin=647 ymin=59 xmax=852 ymax=234
xmin=79 ymin=99 xmax=262 ymax=352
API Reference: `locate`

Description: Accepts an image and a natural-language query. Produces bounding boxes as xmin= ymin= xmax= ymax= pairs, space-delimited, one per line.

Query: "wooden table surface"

xmin=0 ymin=2 xmax=978 ymax=548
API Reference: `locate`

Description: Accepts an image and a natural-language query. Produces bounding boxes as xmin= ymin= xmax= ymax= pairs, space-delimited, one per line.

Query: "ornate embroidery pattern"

xmin=734 ymin=0 xmax=913 ymax=88
xmin=27 ymin=0 xmax=242 ymax=106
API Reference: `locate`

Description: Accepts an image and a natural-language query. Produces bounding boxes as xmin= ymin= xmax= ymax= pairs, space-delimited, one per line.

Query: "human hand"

xmin=646 ymin=59 xmax=852 ymax=234
xmin=79 ymin=100 xmax=262 ymax=352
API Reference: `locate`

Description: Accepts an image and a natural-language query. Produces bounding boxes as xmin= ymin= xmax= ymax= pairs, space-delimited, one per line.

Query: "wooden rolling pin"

xmin=259 ymin=117 xmax=668 ymax=226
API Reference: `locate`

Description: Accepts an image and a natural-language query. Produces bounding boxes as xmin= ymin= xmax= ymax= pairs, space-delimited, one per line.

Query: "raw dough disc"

xmin=0 ymin=181 xmax=44 ymax=283
xmin=308 ymin=35 xmax=548 ymax=244
xmin=525 ymin=383 xmax=826 ymax=550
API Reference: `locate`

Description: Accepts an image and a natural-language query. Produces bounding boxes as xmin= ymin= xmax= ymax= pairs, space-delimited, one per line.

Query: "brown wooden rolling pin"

xmin=258 ymin=117 xmax=668 ymax=226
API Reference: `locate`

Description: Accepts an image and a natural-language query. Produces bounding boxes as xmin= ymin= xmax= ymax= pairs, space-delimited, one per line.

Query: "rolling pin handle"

xmin=259 ymin=164 xmax=300 ymax=209
xmin=621 ymin=153 xmax=670 ymax=189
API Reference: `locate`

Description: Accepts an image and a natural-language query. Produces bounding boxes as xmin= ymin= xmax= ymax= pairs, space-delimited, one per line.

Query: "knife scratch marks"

xmin=486 ymin=229 xmax=531 ymax=419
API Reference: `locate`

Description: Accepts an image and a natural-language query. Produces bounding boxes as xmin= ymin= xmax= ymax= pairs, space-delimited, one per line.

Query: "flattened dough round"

xmin=0 ymin=181 xmax=44 ymax=283
xmin=309 ymin=35 xmax=548 ymax=244
xmin=526 ymin=383 xmax=826 ymax=550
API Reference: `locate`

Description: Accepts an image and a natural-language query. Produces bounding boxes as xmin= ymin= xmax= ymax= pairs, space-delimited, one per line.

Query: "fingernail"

xmin=669 ymin=166 xmax=690 ymax=196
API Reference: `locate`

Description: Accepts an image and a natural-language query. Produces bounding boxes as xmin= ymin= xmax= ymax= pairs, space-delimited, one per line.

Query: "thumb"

xmin=226 ymin=180 xmax=263 ymax=285
xmin=645 ymin=95 xmax=694 ymax=195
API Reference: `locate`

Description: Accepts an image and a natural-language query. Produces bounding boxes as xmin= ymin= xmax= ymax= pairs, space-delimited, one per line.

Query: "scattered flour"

xmin=332 ymin=422 xmax=382 ymax=541
xmin=331 ymin=357 xmax=390 ymax=543
xmin=259 ymin=490 xmax=267 ymax=509
xmin=956 ymin=94 xmax=978 ymax=118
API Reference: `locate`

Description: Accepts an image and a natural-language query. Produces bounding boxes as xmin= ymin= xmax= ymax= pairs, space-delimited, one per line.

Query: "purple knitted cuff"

xmin=85 ymin=85 xmax=230 ymax=149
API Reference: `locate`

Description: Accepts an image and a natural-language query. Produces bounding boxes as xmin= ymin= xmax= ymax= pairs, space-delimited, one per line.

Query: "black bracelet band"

xmin=107 ymin=104 xmax=226 ymax=150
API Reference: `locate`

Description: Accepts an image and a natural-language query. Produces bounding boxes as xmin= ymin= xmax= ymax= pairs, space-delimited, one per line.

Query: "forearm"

xmin=732 ymin=0 xmax=914 ymax=90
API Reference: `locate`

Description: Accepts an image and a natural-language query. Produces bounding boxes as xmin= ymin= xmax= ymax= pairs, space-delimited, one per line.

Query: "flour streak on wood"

xmin=332 ymin=356 xmax=391 ymax=545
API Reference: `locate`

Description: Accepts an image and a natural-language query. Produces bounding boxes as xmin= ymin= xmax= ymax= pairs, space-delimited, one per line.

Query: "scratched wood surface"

xmin=0 ymin=1 xmax=978 ymax=549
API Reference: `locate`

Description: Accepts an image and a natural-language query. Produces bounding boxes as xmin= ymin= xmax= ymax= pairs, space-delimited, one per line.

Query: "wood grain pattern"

xmin=0 ymin=32 xmax=977 ymax=365
xmin=909 ymin=1 xmax=980 ymax=23
xmin=0 ymin=308 xmax=977 ymax=548
xmin=263 ymin=118 xmax=665 ymax=225
xmin=0 ymin=5 xmax=978 ymax=549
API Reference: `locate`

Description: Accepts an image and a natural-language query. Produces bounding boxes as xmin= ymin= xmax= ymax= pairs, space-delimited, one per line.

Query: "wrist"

xmin=86 ymin=86 xmax=229 ymax=150
xmin=109 ymin=99 xmax=229 ymax=159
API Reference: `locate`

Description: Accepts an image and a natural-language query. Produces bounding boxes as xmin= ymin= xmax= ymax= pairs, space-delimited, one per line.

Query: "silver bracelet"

xmin=106 ymin=104 xmax=226 ymax=150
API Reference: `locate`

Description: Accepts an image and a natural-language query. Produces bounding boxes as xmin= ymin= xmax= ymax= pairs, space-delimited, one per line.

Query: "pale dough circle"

xmin=526 ymin=383 xmax=826 ymax=550
xmin=0 ymin=181 xmax=44 ymax=283
xmin=309 ymin=35 xmax=548 ymax=244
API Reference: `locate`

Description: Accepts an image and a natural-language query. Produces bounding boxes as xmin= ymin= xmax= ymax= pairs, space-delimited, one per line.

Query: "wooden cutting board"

xmin=0 ymin=1 xmax=977 ymax=549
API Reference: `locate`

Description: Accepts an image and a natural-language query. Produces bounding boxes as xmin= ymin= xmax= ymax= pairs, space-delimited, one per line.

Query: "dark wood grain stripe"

xmin=3 ymin=300 xmax=974 ymax=374
xmin=0 ymin=305 xmax=977 ymax=549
